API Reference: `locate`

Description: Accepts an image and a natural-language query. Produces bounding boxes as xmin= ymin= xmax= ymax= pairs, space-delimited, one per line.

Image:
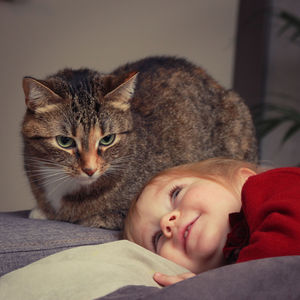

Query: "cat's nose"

xmin=82 ymin=168 xmax=97 ymax=177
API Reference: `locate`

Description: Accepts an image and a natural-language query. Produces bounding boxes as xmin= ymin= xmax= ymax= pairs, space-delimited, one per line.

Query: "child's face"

xmin=127 ymin=175 xmax=242 ymax=273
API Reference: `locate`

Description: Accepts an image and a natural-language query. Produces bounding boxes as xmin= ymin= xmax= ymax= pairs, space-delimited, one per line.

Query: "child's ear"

xmin=237 ymin=168 xmax=256 ymax=186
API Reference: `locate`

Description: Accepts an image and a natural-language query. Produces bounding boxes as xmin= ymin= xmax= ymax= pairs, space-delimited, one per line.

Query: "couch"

xmin=1 ymin=210 xmax=300 ymax=299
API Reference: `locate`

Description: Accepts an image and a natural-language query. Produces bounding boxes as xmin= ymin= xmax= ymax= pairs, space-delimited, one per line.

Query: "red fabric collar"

xmin=223 ymin=211 xmax=249 ymax=264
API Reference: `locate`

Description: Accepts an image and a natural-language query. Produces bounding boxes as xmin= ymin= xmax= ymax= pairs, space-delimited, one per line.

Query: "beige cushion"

xmin=0 ymin=240 xmax=188 ymax=299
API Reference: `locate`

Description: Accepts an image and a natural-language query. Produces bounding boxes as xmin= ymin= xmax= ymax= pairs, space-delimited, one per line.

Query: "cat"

xmin=21 ymin=56 xmax=257 ymax=229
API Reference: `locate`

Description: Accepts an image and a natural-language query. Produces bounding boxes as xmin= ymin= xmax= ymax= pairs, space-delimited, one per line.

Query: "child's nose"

xmin=160 ymin=211 xmax=179 ymax=238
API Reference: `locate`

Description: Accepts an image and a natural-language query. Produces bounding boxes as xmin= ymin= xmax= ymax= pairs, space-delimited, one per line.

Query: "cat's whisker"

xmin=24 ymin=164 xmax=66 ymax=172
xmin=25 ymin=173 xmax=71 ymax=189
xmin=25 ymin=173 xmax=72 ymax=196
xmin=104 ymin=156 xmax=134 ymax=174
xmin=102 ymin=163 xmax=128 ymax=177
xmin=25 ymin=168 xmax=67 ymax=178
xmin=25 ymin=156 xmax=65 ymax=163
xmin=24 ymin=159 xmax=65 ymax=169
xmin=46 ymin=175 xmax=74 ymax=198
xmin=25 ymin=156 xmax=55 ymax=162
xmin=41 ymin=174 xmax=72 ymax=189
xmin=26 ymin=173 xmax=67 ymax=184
xmin=26 ymin=168 xmax=65 ymax=176
xmin=25 ymin=166 xmax=62 ymax=172
xmin=108 ymin=155 xmax=134 ymax=167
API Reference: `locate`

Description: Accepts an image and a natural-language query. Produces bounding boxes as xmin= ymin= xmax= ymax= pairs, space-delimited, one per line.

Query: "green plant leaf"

xmin=282 ymin=122 xmax=300 ymax=144
xmin=253 ymin=103 xmax=300 ymax=143
xmin=278 ymin=11 xmax=300 ymax=44
xmin=256 ymin=117 xmax=288 ymax=138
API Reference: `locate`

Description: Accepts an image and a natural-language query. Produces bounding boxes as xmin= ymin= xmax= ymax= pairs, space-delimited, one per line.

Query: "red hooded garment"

xmin=223 ymin=167 xmax=300 ymax=264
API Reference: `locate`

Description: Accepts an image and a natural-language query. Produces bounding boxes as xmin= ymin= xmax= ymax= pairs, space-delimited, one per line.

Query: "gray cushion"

xmin=99 ymin=255 xmax=300 ymax=300
xmin=0 ymin=211 xmax=120 ymax=277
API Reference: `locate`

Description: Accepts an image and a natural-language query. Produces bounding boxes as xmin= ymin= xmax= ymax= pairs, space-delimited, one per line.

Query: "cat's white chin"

xmin=43 ymin=175 xmax=99 ymax=212
xmin=76 ymin=175 xmax=99 ymax=186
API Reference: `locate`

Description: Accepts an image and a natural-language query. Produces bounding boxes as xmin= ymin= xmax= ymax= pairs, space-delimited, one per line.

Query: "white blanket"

xmin=0 ymin=240 xmax=188 ymax=300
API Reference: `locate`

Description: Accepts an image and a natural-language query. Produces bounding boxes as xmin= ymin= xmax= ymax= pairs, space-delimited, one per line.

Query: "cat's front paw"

xmin=29 ymin=207 xmax=47 ymax=220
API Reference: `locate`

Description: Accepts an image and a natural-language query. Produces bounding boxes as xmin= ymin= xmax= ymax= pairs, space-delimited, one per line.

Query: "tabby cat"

xmin=22 ymin=56 xmax=257 ymax=229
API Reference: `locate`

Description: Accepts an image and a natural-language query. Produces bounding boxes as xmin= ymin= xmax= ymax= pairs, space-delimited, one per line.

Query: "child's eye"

xmin=169 ymin=186 xmax=182 ymax=205
xmin=152 ymin=230 xmax=163 ymax=253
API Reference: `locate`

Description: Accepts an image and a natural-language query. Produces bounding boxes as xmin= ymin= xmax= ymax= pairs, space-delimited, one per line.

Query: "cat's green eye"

xmin=99 ymin=134 xmax=116 ymax=147
xmin=56 ymin=136 xmax=76 ymax=149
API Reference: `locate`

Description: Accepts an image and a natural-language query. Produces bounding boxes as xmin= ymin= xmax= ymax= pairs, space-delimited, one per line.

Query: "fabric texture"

xmin=224 ymin=167 xmax=300 ymax=263
xmin=0 ymin=240 xmax=188 ymax=300
xmin=99 ymin=255 xmax=300 ymax=300
xmin=0 ymin=210 xmax=120 ymax=277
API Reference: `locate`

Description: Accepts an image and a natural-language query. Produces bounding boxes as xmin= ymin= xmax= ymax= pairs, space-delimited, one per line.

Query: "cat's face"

xmin=22 ymin=70 xmax=138 ymax=204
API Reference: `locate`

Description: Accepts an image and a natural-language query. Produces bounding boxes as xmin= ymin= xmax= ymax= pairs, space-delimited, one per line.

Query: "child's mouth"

xmin=183 ymin=216 xmax=200 ymax=252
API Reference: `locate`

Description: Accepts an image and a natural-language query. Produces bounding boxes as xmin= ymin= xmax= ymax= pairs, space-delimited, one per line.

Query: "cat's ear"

xmin=23 ymin=77 xmax=63 ymax=112
xmin=104 ymin=72 xmax=138 ymax=111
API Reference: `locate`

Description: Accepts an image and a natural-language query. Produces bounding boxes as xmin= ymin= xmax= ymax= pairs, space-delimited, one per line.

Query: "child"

xmin=124 ymin=158 xmax=300 ymax=286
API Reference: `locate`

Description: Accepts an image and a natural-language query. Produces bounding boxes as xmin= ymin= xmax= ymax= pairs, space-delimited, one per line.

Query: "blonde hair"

xmin=123 ymin=157 xmax=258 ymax=239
